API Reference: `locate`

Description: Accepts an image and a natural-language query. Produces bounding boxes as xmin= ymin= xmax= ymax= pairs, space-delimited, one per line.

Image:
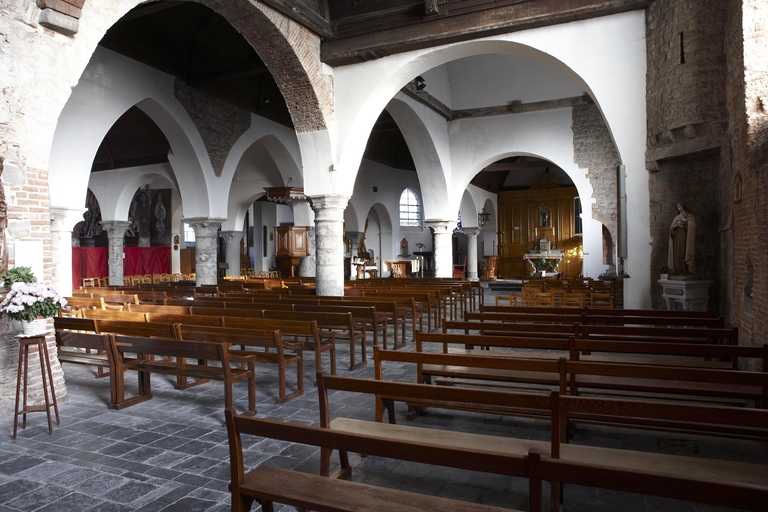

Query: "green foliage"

xmin=535 ymin=258 xmax=554 ymax=272
xmin=659 ymin=265 xmax=670 ymax=274
xmin=1 ymin=266 xmax=37 ymax=287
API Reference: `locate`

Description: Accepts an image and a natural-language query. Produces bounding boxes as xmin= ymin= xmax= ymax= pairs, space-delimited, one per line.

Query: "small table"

xmin=13 ymin=333 xmax=60 ymax=439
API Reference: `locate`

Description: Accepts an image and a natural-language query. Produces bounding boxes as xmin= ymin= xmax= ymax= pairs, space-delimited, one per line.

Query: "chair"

xmin=97 ymin=277 xmax=108 ymax=287
xmin=590 ymin=292 xmax=614 ymax=309
xmin=81 ymin=278 xmax=96 ymax=288
xmin=495 ymin=292 xmax=522 ymax=306
xmin=561 ymin=292 xmax=586 ymax=308
xmin=452 ymin=256 xmax=466 ymax=279
xmin=528 ymin=291 xmax=555 ymax=308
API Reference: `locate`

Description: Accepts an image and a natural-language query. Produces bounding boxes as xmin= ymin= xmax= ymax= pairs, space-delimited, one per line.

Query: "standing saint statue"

xmin=668 ymin=202 xmax=696 ymax=275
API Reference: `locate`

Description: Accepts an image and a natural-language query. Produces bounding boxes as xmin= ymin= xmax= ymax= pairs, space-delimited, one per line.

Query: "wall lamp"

xmin=478 ymin=208 xmax=491 ymax=228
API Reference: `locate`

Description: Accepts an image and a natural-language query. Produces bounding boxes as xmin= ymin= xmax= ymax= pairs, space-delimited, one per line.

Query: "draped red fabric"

xmin=123 ymin=247 xmax=171 ymax=275
xmin=71 ymin=247 xmax=108 ymax=289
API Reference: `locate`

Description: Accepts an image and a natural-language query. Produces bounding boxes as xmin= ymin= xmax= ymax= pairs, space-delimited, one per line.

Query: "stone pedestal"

xmin=659 ymin=279 xmax=714 ymax=311
xmin=425 ymin=220 xmax=454 ymax=278
xmin=310 ymin=195 xmax=349 ymax=296
xmin=184 ymin=218 xmax=223 ymax=285
xmin=101 ymin=221 xmax=131 ymax=286
xmin=346 ymin=231 xmax=364 ymax=280
xmin=220 ymin=230 xmax=244 ymax=278
xmin=49 ymin=206 xmax=86 ymax=296
xmin=464 ymin=227 xmax=480 ymax=281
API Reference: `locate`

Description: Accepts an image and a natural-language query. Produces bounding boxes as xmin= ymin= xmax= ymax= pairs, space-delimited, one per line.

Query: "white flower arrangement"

xmin=0 ymin=282 xmax=67 ymax=322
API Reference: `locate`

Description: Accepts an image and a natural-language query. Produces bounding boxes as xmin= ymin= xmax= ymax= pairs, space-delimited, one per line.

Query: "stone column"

xmin=346 ymin=231 xmax=363 ymax=280
xmin=49 ymin=206 xmax=86 ymax=296
xmin=310 ymin=195 xmax=350 ymax=296
xmin=101 ymin=221 xmax=131 ymax=286
xmin=184 ymin=218 xmax=223 ymax=286
xmin=426 ymin=220 xmax=455 ymax=278
xmin=220 ymin=230 xmax=244 ymax=278
xmin=464 ymin=227 xmax=481 ymax=281
xmin=298 ymin=226 xmax=316 ymax=277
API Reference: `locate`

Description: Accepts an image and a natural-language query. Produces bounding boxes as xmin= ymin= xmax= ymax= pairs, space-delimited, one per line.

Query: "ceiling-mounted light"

xmin=478 ymin=208 xmax=491 ymax=228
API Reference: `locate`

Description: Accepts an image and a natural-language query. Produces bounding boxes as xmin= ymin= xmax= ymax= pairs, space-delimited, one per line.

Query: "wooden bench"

xmin=55 ymin=330 xmax=115 ymax=399
xmin=225 ymin=409 xmax=525 ymax=512
xmin=175 ymin=325 xmax=304 ymax=403
xmin=109 ymin=334 xmax=256 ymax=413
xmin=415 ymin=331 xmax=760 ymax=370
xmin=223 ymin=316 xmax=336 ymax=376
xmin=466 ymin=310 xmax=725 ymax=329
xmin=261 ymin=310 xmax=366 ymax=370
xmin=317 ymin=372 xmax=768 ymax=511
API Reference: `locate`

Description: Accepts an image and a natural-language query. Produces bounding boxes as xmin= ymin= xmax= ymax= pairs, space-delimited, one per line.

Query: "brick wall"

xmin=571 ymin=101 xmax=621 ymax=258
xmin=645 ymin=0 xmax=728 ymax=311
xmin=726 ymin=0 xmax=768 ymax=364
xmin=174 ymin=81 xmax=251 ymax=177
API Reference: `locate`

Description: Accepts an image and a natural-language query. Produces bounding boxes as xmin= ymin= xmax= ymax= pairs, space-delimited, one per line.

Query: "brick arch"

xmin=199 ymin=0 xmax=332 ymax=133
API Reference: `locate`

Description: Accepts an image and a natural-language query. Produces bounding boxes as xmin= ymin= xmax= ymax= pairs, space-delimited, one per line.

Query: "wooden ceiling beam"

xmin=322 ymin=0 xmax=649 ymax=66
xmin=260 ymin=0 xmax=333 ymax=37
xmin=187 ymin=60 xmax=271 ymax=86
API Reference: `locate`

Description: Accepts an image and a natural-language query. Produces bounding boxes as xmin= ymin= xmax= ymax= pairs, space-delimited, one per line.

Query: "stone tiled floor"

xmin=0 ymin=289 xmax=763 ymax=511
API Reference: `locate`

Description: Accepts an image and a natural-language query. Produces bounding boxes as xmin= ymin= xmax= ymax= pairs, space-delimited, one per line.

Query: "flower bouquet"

xmin=0 ymin=282 xmax=67 ymax=334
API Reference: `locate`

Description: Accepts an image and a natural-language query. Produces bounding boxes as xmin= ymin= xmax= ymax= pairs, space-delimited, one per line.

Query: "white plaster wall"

xmin=348 ymin=159 xmax=434 ymax=269
xmin=420 ymin=65 xmax=453 ymax=109
xmin=87 ymin=163 xmax=178 ymax=222
xmin=449 ymin=108 xmax=605 ymax=279
xmin=48 ymin=48 xmax=217 ymax=218
xmin=330 ymin=11 xmax=647 ymax=306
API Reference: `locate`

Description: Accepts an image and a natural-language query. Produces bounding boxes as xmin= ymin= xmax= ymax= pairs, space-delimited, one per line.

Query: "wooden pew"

xmin=415 ymin=330 xmax=765 ymax=371
xmin=469 ymin=309 xmax=725 ymax=328
xmin=55 ymin=330 xmax=115 ymax=401
xmin=292 ymin=304 xmax=388 ymax=350
xmin=109 ymin=334 xmax=256 ymax=413
xmin=64 ymin=296 xmax=106 ymax=311
xmin=225 ymin=409 xmax=526 ymax=512
xmin=175 ymin=325 xmax=304 ymax=403
xmin=261 ymin=310 xmax=366 ymax=370
xmin=317 ymin=371 xmax=768 ymax=511
xmin=222 ymin=316 xmax=336 ymax=376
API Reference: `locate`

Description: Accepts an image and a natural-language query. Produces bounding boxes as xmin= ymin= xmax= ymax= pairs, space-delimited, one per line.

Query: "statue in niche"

xmin=668 ymin=202 xmax=696 ymax=275
xmin=400 ymin=238 xmax=409 ymax=257
xmin=539 ymin=206 xmax=551 ymax=227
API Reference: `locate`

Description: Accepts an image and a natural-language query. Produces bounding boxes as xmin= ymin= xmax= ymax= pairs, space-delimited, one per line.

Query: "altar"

xmin=522 ymin=253 xmax=564 ymax=275
xmin=384 ymin=259 xmax=420 ymax=278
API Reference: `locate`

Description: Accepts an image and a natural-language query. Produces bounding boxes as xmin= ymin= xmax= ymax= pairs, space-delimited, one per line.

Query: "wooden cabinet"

xmin=497 ymin=175 xmax=582 ymax=279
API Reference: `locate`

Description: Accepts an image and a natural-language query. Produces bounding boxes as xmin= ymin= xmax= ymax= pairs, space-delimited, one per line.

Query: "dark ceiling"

xmin=92 ymin=0 xmax=570 ymax=194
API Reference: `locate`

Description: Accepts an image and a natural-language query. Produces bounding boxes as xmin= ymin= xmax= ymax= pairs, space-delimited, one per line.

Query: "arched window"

xmin=399 ymin=188 xmax=421 ymax=227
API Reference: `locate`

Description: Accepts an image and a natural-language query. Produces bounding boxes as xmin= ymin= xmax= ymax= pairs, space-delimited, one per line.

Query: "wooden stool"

xmin=13 ymin=333 xmax=60 ymax=439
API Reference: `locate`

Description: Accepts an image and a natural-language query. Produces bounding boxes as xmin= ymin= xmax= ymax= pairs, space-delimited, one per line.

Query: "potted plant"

xmin=535 ymin=258 xmax=554 ymax=274
xmin=659 ymin=265 xmax=670 ymax=280
xmin=1 ymin=266 xmax=36 ymax=287
xmin=0 ymin=281 xmax=67 ymax=336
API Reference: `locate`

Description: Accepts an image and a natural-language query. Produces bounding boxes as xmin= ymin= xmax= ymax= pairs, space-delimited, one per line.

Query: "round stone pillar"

xmin=50 ymin=206 xmax=86 ymax=295
xmin=101 ymin=221 xmax=131 ymax=286
xmin=310 ymin=195 xmax=349 ymax=296
xmin=184 ymin=218 xmax=223 ymax=286
xmin=220 ymin=230 xmax=244 ymax=278
xmin=426 ymin=220 xmax=455 ymax=278
xmin=464 ymin=227 xmax=481 ymax=281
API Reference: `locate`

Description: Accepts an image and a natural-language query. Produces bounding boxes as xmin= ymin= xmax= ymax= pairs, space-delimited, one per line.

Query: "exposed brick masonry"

xmin=174 ymin=81 xmax=251 ymax=177
xmin=571 ymin=101 xmax=621 ymax=255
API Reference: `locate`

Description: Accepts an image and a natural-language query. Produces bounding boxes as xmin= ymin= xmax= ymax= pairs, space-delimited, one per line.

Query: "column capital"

xmin=463 ymin=227 xmax=481 ymax=238
xmin=49 ymin=206 xmax=86 ymax=233
xmin=100 ymin=220 xmax=131 ymax=239
xmin=183 ymin=218 xmax=224 ymax=238
xmin=309 ymin=194 xmax=350 ymax=222
xmin=425 ymin=219 xmax=455 ymax=234
xmin=220 ymin=230 xmax=245 ymax=244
